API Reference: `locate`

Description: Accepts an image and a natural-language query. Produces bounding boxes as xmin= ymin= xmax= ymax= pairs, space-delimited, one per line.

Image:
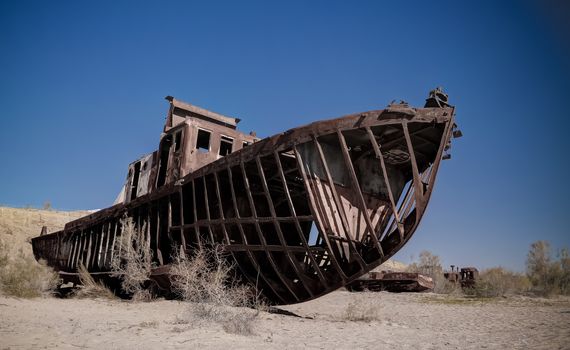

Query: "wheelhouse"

xmin=116 ymin=96 xmax=259 ymax=205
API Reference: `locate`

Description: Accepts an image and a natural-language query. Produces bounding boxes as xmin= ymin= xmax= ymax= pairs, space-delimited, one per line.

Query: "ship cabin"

xmin=116 ymin=97 xmax=259 ymax=205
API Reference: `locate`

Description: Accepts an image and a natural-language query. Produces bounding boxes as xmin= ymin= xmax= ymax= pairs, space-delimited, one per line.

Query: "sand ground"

xmin=1 ymin=207 xmax=569 ymax=349
xmin=1 ymin=291 xmax=569 ymax=350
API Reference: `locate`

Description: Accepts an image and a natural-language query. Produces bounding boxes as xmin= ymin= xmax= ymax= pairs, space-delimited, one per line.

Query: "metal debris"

xmin=346 ymin=271 xmax=434 ymax=293
xmin=445 ymin=266 xmax=479 ymax=289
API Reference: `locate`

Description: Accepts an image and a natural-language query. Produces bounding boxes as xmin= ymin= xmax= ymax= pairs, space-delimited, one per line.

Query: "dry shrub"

xmin=407 ymin=250 xmax=460 ymax=294
xmin=73 ymin=262 xmax=116 ymax=299
xmin=559 ymin=248 xmax=570 ymax=295
xmin=110 ymin=217 xmax=154 ymax=300
xmin=192 ymin=303 xmax=258 ymax=335
xmin=466 ymin=267 xmax=530 ymax=298
xmin=221 ymin=309 xmax=257 ymax=335
xmin=531 ymin=263 xmax=564 ymax=297
xmin=42 ymin=201 xmax=52 ymax=211
xmin=138 ymin=320 xmax=159 ymax=328
xmin=432 ymin=273 xmax=462 ymax=295
xmin=526 ymin=241 xmax=570 ymax=297
xmin=342 ymin=295 xmax=381 ymax=322
xmin=169 ymin=245 xmax=259 ymax=335
xmin=0 ymin=239 xmax=8 ymax=267
xmin=170 ymin=245 xmax=253 ymax=307
xmin=0 ymin=238 xmax=58 ymax=298
xmin=171 ymin=326 xmax=187 ymax=333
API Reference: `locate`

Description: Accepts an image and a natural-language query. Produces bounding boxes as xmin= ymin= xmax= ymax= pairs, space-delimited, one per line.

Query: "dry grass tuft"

xmin=221 ymin=308 xmax=257 ymax=335
xmin=192 ymin=303 xmax=258 ymax=335
xmin=170 ymin=245 xmax=253 ymax=307
xmin=171 ymin=326 xmax=187 ymax=333
xmin=432 ymin=274 xmax=463 ymax=295
xmin=465 ymin=267 xmax=530 ymax=298
xmin=406 ymin=250 xmax=461 ymax=294
xmin=0 ymin=238 xmax=58 ymax=298
xmin=138 ymin=320 xmax=159 ymax=328
xmin=73 ymin=263 xmax=116 ymax=299
xmin=342 ymin=295 xmax=381 ymax=322
xmin=110 ymin=217 xmax=154 ymax=301
xmin=169 ymin=244 xmax=260 ymax=335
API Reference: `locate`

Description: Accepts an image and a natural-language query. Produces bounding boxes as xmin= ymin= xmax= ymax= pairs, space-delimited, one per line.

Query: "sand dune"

xmin=0 ymin=206 xmax=93 ymax=257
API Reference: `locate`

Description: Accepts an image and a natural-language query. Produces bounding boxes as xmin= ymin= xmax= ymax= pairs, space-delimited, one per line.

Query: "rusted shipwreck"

xmin=346 ymin=271 xmax=434 ymax=293
xmin=32 ymin=88 xmax=460 ymax=305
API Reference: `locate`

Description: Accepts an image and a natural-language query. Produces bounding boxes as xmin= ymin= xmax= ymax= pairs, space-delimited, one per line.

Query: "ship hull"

xmin=32 ymin=105 xmax=456 ymax=305
xmin=346 ymin=272 xmax=435 ymax=293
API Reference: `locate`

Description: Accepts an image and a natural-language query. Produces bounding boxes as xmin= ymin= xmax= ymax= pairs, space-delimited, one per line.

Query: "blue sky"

xmin=1 ymin=1 xmax=568 ymax=272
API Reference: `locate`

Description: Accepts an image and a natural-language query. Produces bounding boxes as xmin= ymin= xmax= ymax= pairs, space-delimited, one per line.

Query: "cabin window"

xmin=196 ymin=129 xmax=211 ymax=153
xmin=174 ymin=131 xmax=182 ymax=152
xmin=219 ymin=136 xmax=233 ymax=156
xmin=243 ymin=141 xmax=251 ymax=148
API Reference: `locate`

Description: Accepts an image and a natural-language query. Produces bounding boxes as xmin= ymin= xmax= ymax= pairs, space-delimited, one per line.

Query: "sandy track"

xmin=1 ymin=291 xmax=569 ymax=350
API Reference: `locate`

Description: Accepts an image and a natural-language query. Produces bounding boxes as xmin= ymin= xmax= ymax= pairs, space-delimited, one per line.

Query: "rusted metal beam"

xmin=190 ymin=179 xmax=201 ymax=248
xmin=181 ymin=216 xmax=314 ymax=227
xmin=273 ymin=150 xmax=328 ymax=286
xmin=255 ymin=156 xmax=316 ymax=297
xmin=312 ymin=135 xmax=369 ymax=267
xmin=239 ymin=159 xmax=302 ymax=302
xmin=212 ymin=171 xmax=232 ymax=245
xmin=293 ymin=144 xmax=347 ymax=280
xmin=202 ymin=176 xmax=215 ymax=243
xmin=336 ymin=130 xmax=384 ymax=258
xmin=365 ymin=126 xmax=405 ymax=241
xmin=403 ymin=122 xmax=425 ymax=204
xmin=227 ymin=163 xmax=288 ymax=304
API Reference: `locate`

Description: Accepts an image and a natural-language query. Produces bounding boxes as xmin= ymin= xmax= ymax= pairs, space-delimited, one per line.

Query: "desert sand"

xmin=0 ymin=206 xmax=93 ymax=258
xmin=1 ymin=207 xmax=569 ymax=349
xmin=1 ymin=291 xmax=569 ymax=349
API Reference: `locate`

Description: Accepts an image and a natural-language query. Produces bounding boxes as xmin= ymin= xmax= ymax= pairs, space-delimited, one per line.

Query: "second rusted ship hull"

xmin=346 ymin=272 xmax=435 ymax=293
xmin=32 ymin=99 xmax=457 ymax=305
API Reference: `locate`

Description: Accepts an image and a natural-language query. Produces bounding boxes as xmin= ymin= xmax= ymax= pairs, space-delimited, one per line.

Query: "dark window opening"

xmin=243 ymin=141 xmax=250 ymax=148
xmin=174 ymin=131 xmax=182 ymax=152
xmin=130 ymin=161 xmax=141 ymax=201
xmin=196 ymin=129 xmax=211 ymax=153
xmin=219 ymin=136 xmax=233 ymax=156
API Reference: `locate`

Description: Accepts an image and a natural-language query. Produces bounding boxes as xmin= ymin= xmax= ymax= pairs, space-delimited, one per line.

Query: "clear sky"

xmin=1 ymin=1 xmax=568 ymax=272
